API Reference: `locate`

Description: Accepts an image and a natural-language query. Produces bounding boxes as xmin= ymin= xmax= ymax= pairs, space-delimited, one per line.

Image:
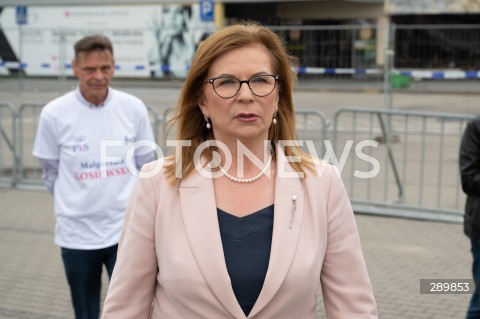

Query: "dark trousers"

xmin=468 ymin=240 xmax=480 ymax=319
xmin=61 ymin=244 xmax=118 ymax=319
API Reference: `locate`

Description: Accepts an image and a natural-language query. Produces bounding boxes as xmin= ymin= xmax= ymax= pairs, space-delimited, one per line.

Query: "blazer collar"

xmin=248 ymin=147 xmax=305 ymax=317
xmin=179 ymin=169 xmax=245 ymax=319
xmin=179 ymin=149 xmax=304 ymax=319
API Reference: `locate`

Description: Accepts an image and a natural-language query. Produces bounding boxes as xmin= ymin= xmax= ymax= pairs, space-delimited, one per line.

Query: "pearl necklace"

xmin=215 ymin=148 xmax=273 ymax=183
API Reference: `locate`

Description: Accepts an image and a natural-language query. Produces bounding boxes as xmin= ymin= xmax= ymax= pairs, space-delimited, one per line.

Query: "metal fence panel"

xmin=294 ymin=108 xmax=328 ymax=156
xmin=146 ymin=104 xmax=161 ymax=145
xmin=333 ymin=107 xmax=474 ymax=223
xmin=17 ymin=103 xmax=45 ymax=189
xmin=3 ymin=99 xmax=476 ymax=223
xmin=0 ymin=102 xmax=18 ymax=187
xmin=142 ymin=107 xmax=329 ymax=157
xmin=273 ymin=25 xmax=378 ymax=71
xmin=394 ymin=24 xmax=480 ymax=70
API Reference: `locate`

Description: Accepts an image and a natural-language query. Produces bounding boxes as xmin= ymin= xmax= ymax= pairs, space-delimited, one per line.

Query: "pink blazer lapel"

xmin=179 ymin=171 xmax=246 ymax=319
xmin=248 ymin=150 xmax=305 ymax=318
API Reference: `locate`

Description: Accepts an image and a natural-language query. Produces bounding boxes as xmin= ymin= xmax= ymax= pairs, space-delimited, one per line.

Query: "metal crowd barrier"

xmin=0 ymin=102 xmax=18 ymax=187
xmin=159 ymin=107 xmax=175 ymax=154
xmin=17 ymin=103 xmax=45 ymax=189
xmin=2 ymin=102 xmax=475 ymax=224
xmin=140 ymin=107 xmax=329 ymax=157
xmin=7 ymin=106 xmax=328 ymax=188
xmin=294 ymin=109 xmax=328 ymax=156
xmin=146 ymin=104 xmax=161 ymax=145
xmin=332 ymin=107 xmax=475 ymax=223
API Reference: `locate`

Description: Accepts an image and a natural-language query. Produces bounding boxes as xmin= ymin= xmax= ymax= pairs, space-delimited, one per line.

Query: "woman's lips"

xmin=235 ymin=113 xmax=259 ymax=122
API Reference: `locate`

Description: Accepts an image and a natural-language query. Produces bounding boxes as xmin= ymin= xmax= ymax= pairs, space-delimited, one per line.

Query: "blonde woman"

xmin=102 ymin=22 xmax=377 ymax=319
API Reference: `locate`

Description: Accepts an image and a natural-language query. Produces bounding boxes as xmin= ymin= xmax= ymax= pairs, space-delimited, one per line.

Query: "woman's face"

xmin=199 ymin=43 xmax=279 ymax=145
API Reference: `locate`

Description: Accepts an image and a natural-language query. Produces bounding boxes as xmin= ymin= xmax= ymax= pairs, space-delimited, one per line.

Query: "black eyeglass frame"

xmin=207 ymin=74 xmax=280 ymax=99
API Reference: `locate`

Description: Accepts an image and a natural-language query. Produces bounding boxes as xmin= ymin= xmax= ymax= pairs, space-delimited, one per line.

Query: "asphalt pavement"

xmin=0 ymin=187 xmax=472 ymax=319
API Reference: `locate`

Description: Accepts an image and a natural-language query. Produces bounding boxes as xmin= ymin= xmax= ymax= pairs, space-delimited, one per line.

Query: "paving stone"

xmin=0 ymin=180 xmax=473 ymax=319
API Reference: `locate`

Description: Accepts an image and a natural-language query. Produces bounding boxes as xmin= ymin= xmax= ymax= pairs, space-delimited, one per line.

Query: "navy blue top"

xmin=217 ymin=204 xmax=274 ymax=316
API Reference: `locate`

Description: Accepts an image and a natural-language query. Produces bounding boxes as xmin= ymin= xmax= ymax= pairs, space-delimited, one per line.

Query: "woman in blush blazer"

xmin=102 ymin=22 xmax=377 ymax=319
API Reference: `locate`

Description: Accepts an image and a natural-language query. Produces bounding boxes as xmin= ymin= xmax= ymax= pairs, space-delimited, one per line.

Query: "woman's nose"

xmin=236 ymin=82 xmax=254 ymax=101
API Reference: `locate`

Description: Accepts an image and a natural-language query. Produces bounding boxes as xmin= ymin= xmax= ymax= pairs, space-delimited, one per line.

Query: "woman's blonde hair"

xmin=164 ymin=21 xmax=315 ymax=184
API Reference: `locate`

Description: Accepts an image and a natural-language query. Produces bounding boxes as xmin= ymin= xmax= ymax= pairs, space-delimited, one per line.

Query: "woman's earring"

xmin=205 ymin=116 xmax=211 ymax=129
xmin=272 ymin=112 xmax=278 ymax=125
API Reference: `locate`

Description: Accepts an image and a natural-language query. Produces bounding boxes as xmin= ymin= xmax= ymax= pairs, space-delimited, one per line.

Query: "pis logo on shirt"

xmin=72 ymin=143 xmax=90 ymax=152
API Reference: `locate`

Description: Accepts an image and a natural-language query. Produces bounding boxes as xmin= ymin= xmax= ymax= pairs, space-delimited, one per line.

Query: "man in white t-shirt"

xmin=32 ymin=35 xmax=155 ymax=319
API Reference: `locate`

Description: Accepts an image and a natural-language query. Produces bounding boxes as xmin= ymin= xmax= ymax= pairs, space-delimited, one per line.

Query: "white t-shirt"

xmin=33 ymin=87 xmax=155 ymax=249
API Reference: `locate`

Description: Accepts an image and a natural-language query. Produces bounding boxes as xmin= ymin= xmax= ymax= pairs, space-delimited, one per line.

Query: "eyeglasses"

xmin=207 ymin=75 xmax=279 ymax=99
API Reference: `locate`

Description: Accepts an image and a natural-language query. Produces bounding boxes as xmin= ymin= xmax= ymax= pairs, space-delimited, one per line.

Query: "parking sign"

xmin=16 ymin=6 xmax=28 ymax=25
xmin=200 ymin=0 xmax=214 ymax=22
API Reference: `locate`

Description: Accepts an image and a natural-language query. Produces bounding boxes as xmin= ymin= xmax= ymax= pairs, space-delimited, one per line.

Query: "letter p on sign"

xmin=200 ymin=0 xmax=214 ymax=22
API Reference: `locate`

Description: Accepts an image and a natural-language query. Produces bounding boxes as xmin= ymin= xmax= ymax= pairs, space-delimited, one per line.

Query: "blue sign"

xmin=16 ymin=6 xmax=28 ymax=25
xmin=200 ymin=0 xmax=214 ymax=22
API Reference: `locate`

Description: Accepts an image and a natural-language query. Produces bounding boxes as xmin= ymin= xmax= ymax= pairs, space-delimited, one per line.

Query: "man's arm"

xmin=36 ymin=158 xmax=59 ymax=195
xmin=460 ymin=118 xmax=480 ymax=196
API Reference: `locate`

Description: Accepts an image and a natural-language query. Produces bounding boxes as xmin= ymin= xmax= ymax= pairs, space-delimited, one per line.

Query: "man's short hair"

xmin=74 ymin=35 xmax=113 ymax=60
